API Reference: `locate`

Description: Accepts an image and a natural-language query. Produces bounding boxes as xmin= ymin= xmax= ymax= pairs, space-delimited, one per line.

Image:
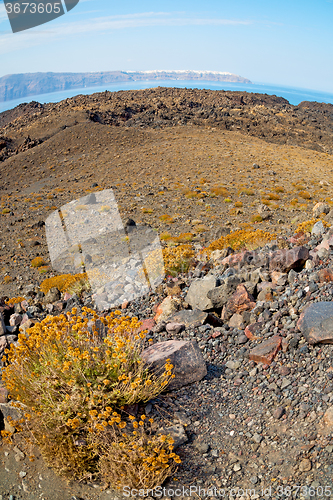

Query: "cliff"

xmin=0 ymin=70 xmax=252 ymax=103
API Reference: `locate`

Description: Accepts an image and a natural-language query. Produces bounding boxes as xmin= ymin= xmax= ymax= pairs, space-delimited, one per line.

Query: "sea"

xmin=1 ymin=80 xmax=333 ymax=114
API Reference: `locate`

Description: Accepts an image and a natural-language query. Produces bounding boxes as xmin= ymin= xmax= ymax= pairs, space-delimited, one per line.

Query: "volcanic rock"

xmin=141 ymin=339 xmax=207 ymax=390
xmin=185 ymin=275 xmax=218 ymax=311
xmin=297 ymin=302 xmax=333 ymax=344
xmin=269 ymin=246 xmax=309 ymax=273
xmin=249 ymin=336 xmax=282 ymax=365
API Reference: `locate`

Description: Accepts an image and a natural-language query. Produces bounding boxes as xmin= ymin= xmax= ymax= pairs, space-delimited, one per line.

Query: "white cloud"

xmin=0 ymin=11 xmax=253 ymax=55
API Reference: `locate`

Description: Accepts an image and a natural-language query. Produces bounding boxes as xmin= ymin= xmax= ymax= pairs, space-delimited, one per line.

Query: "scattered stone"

xmin=154 ymin=296 xmax=181 ymax=323
xmin=158 ymin=424 xmax=187 ymax=448
xmin=185 ymin=275 xmax=218 ymax=311
xmin=141 ymin=340 xmax=207 ymax=390
xmin=249 ymin=336 xmax=282 ymax=365
xmin=313 ymin=202 xmax=330 ymax=218
xmin=299 ymin=458 xmax=312 ymax=472
xmin=166 ymin=322 xmax=185 ymax=335
xmin=269 ymin=246 xmax=309 ymax=273
xmin=297 ymin=302 xmax=333 ymax=344
xmin=193 ymin=439 xmax=209 ymax=454
xmin=312 ymin=220 xmax=325 ymax=235
xmin=273 ymin=407 xmax=285 ymax=419
xmin=317 ymin=268 xmax=333 ymax=283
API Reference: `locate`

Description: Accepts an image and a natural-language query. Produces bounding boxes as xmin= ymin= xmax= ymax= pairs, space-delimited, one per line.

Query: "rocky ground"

xmin=1 ymin=88 xmax=333 ymax=499
xmin=1 ymin=226 xmax=333 ymax=499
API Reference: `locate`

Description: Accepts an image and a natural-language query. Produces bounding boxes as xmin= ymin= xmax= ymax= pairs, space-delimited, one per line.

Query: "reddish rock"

xmin=269 ymin=246 xmax=309 ymax=273
xmin=154 ymin=296 xmax=181 ymax=323
xmin=121 ymin=300 xmax=129 ymax=309
xmin=245 ymin=322 xmax=263 ymax=340
xmin=289 ymin=232 xmax=309 ymax=245
xmin=297 ymin=302 xmax=333 ymax=344
xmin=317 ymin=269 xmax=333 ymax=283
xmin=249 ymin=336 xmax=282 ymax=365
xmin=222 ymin=251 xmax=255 ymax=267
xmin=63 ymin=292 xmax=72 ymax=301
xmin=221 ymin=284 xmax=256 ymax=321
xmin=141 ymin=340 xmax=207 ymax=390
xmin=270 ymin=271 xmax=287 ymax=286
xmin=136 ymin=318 xmax=156 ymax=333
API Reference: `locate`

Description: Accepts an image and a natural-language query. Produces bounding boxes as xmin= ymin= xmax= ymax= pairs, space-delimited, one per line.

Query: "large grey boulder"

xmin=185 ymin=275 xmax=218 ymax=311
xmin=297 ymin=302 xmax=333 ymax=344
xmin=207 ymin=275 xmax=241 ymax=308
xmin=141 ymin=340 xmax=207 ymax=391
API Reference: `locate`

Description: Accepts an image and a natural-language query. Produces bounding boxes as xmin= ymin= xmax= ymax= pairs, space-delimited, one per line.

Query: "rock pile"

xmin=2 ymin=223 xmax=333 ymax=490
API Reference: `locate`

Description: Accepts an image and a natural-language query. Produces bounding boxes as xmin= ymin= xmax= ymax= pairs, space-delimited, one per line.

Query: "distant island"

xmin=0 ymin=70 xmax=252 ymax=103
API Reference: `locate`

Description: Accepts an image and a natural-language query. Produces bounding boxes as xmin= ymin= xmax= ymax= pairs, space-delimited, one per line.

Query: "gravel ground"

xmin=1 ymin=228 xmax=333 ymax=500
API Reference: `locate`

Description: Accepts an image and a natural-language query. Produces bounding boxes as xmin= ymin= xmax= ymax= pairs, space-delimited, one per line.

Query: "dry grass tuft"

xmin=267 ymin=193 xmax=280 ymax=201
xmin=298 ymin=191 xmax=311 ymax=200
xmin=210 ymin=186 xmax=229 ymax=197
xmin=31 ymin=257 xmax=47 ymax=268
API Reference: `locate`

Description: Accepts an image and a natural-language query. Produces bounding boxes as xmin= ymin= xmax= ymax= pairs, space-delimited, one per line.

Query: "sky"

xmin=0 ymin=0 xmax=333 ymax=93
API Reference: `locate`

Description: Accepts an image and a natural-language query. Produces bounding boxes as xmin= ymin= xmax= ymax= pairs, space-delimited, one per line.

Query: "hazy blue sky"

xmin=0 ymin=0 xmax=333 ymax=92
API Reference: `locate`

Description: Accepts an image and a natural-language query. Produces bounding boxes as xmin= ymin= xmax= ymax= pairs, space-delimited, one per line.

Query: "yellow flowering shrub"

xmin=5 ymin=297 xmax=26 ymax=305
xmin=40 ymin=273 xmax=89 ymax=294
xmin=204 ymin=229 xmax=277 ymax=257
xmin=162 ymin=244 xmax=195 ymax=276
xmin=2 ymin=308 xmax=178 ymax=484
xmin=296 ymin=218 xmax=330 ymax=234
